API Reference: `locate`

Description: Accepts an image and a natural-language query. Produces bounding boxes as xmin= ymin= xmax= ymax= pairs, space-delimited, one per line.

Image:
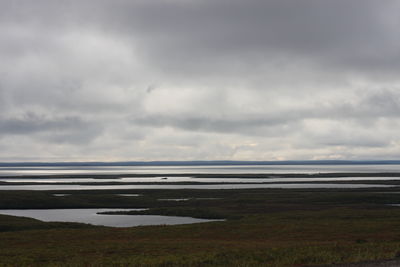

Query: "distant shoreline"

xmin=1 ymin=160 xmax=400 ymax=167
xmin=2 ymin=172 xmax=400 ymax=179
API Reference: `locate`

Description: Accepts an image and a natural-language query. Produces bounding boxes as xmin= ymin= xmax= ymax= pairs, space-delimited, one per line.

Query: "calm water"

xmin=1 ymin=164 xmax=400 ymax=176
xmin=2 ymin=165 xmax=399 ymax=227
xmin=0 ymin=208 xmax=220 ymax=227
xmin=2 ymin=176 xmax=400 ymax=183
xmin=2 ymin=165 xmax=399 ymax=190
xmin=0 ymin=183 xmax=394 ymax=190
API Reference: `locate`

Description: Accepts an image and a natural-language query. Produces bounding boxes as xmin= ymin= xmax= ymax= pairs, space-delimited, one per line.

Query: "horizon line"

xmin=1 ymin=160 xmax=400 ymax=166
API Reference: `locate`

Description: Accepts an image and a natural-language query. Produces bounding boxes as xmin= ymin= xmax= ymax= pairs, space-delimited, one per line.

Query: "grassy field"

xmin=2 ymin=178 xmax=400 ymax=266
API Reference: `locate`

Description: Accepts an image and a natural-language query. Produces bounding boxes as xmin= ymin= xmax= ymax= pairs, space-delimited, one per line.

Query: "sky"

xmin=1 ymin=0 xmax=400 ymax=162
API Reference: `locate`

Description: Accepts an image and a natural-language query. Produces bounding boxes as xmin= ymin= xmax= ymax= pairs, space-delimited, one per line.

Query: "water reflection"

xmin=0 ymin=183 xmax=394 ymax=190
xmin=1 ymin=164 xmax=400 ymax=176
xmin=0 ymin=208 xmax=220 ymax=227
xmin=158 ymin=198 xmax=190 ymax=201
xmin=2 ymin=176 xmax=400 ymax=184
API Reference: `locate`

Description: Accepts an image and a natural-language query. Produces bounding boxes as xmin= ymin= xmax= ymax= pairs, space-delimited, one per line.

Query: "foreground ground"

xmin=2 ymin=174 xmax=400 ymax=266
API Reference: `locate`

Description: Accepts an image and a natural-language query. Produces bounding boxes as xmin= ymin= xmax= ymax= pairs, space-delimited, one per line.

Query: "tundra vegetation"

xmin=2 ymin=174 xmax=400 ymax=266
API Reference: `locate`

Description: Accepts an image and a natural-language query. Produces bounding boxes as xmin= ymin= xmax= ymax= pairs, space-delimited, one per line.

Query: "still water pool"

xmin=0 ymin=208 xmax=220 ymax=227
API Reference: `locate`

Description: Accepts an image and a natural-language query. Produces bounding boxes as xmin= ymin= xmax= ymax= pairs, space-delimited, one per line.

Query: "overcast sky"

xmin=1 ymin=0 xmax=400 ymax=162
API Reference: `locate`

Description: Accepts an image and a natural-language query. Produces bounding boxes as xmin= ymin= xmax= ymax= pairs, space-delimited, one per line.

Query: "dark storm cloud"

xmin=132 ymin=114 xmax=299 ymax=135
xmin=0 ymin=113 xmax=103 ymax=145
xmin=0 ymin=113 xmax=82 ymax=135
xmin=2 ymin=0 xmax=399 ymax=77
xmin=93 ymin=0 xmax=400 ymax=78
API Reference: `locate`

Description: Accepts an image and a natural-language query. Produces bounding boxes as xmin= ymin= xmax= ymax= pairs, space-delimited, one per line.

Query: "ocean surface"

xmin=0 ymin=183 xmax=394 ymax=190
xmin=1 ymin=164 xmax=400 ymax=190
xmin=1 ymin=164 xmax=400 ymax=176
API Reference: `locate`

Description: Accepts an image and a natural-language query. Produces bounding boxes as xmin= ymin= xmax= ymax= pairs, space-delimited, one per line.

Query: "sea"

xmin=1 ymin=164 xmax=400 ymax=176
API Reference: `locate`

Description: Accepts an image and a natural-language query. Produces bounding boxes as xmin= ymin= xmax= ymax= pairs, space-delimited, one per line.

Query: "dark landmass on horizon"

xmin=1 ymin=160 xmax=400 ymax=167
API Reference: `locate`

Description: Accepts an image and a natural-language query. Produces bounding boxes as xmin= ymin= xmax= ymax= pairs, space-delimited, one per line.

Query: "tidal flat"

xmin=2 ymin=172 xmax=400 ymax=266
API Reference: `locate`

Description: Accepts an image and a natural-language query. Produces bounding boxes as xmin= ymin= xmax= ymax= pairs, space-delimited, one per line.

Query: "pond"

xmin=0 ymin=208 xmax=220 ymax=227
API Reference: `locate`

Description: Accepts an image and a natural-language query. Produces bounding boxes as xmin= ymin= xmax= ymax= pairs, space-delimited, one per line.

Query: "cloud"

xmin=1 ymin=0 xmax=400 ymax=161
xmin=0 ymin=112 xmax=103 ymax=145
xmin=85 ymin=0 xmax=400 ymax=80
